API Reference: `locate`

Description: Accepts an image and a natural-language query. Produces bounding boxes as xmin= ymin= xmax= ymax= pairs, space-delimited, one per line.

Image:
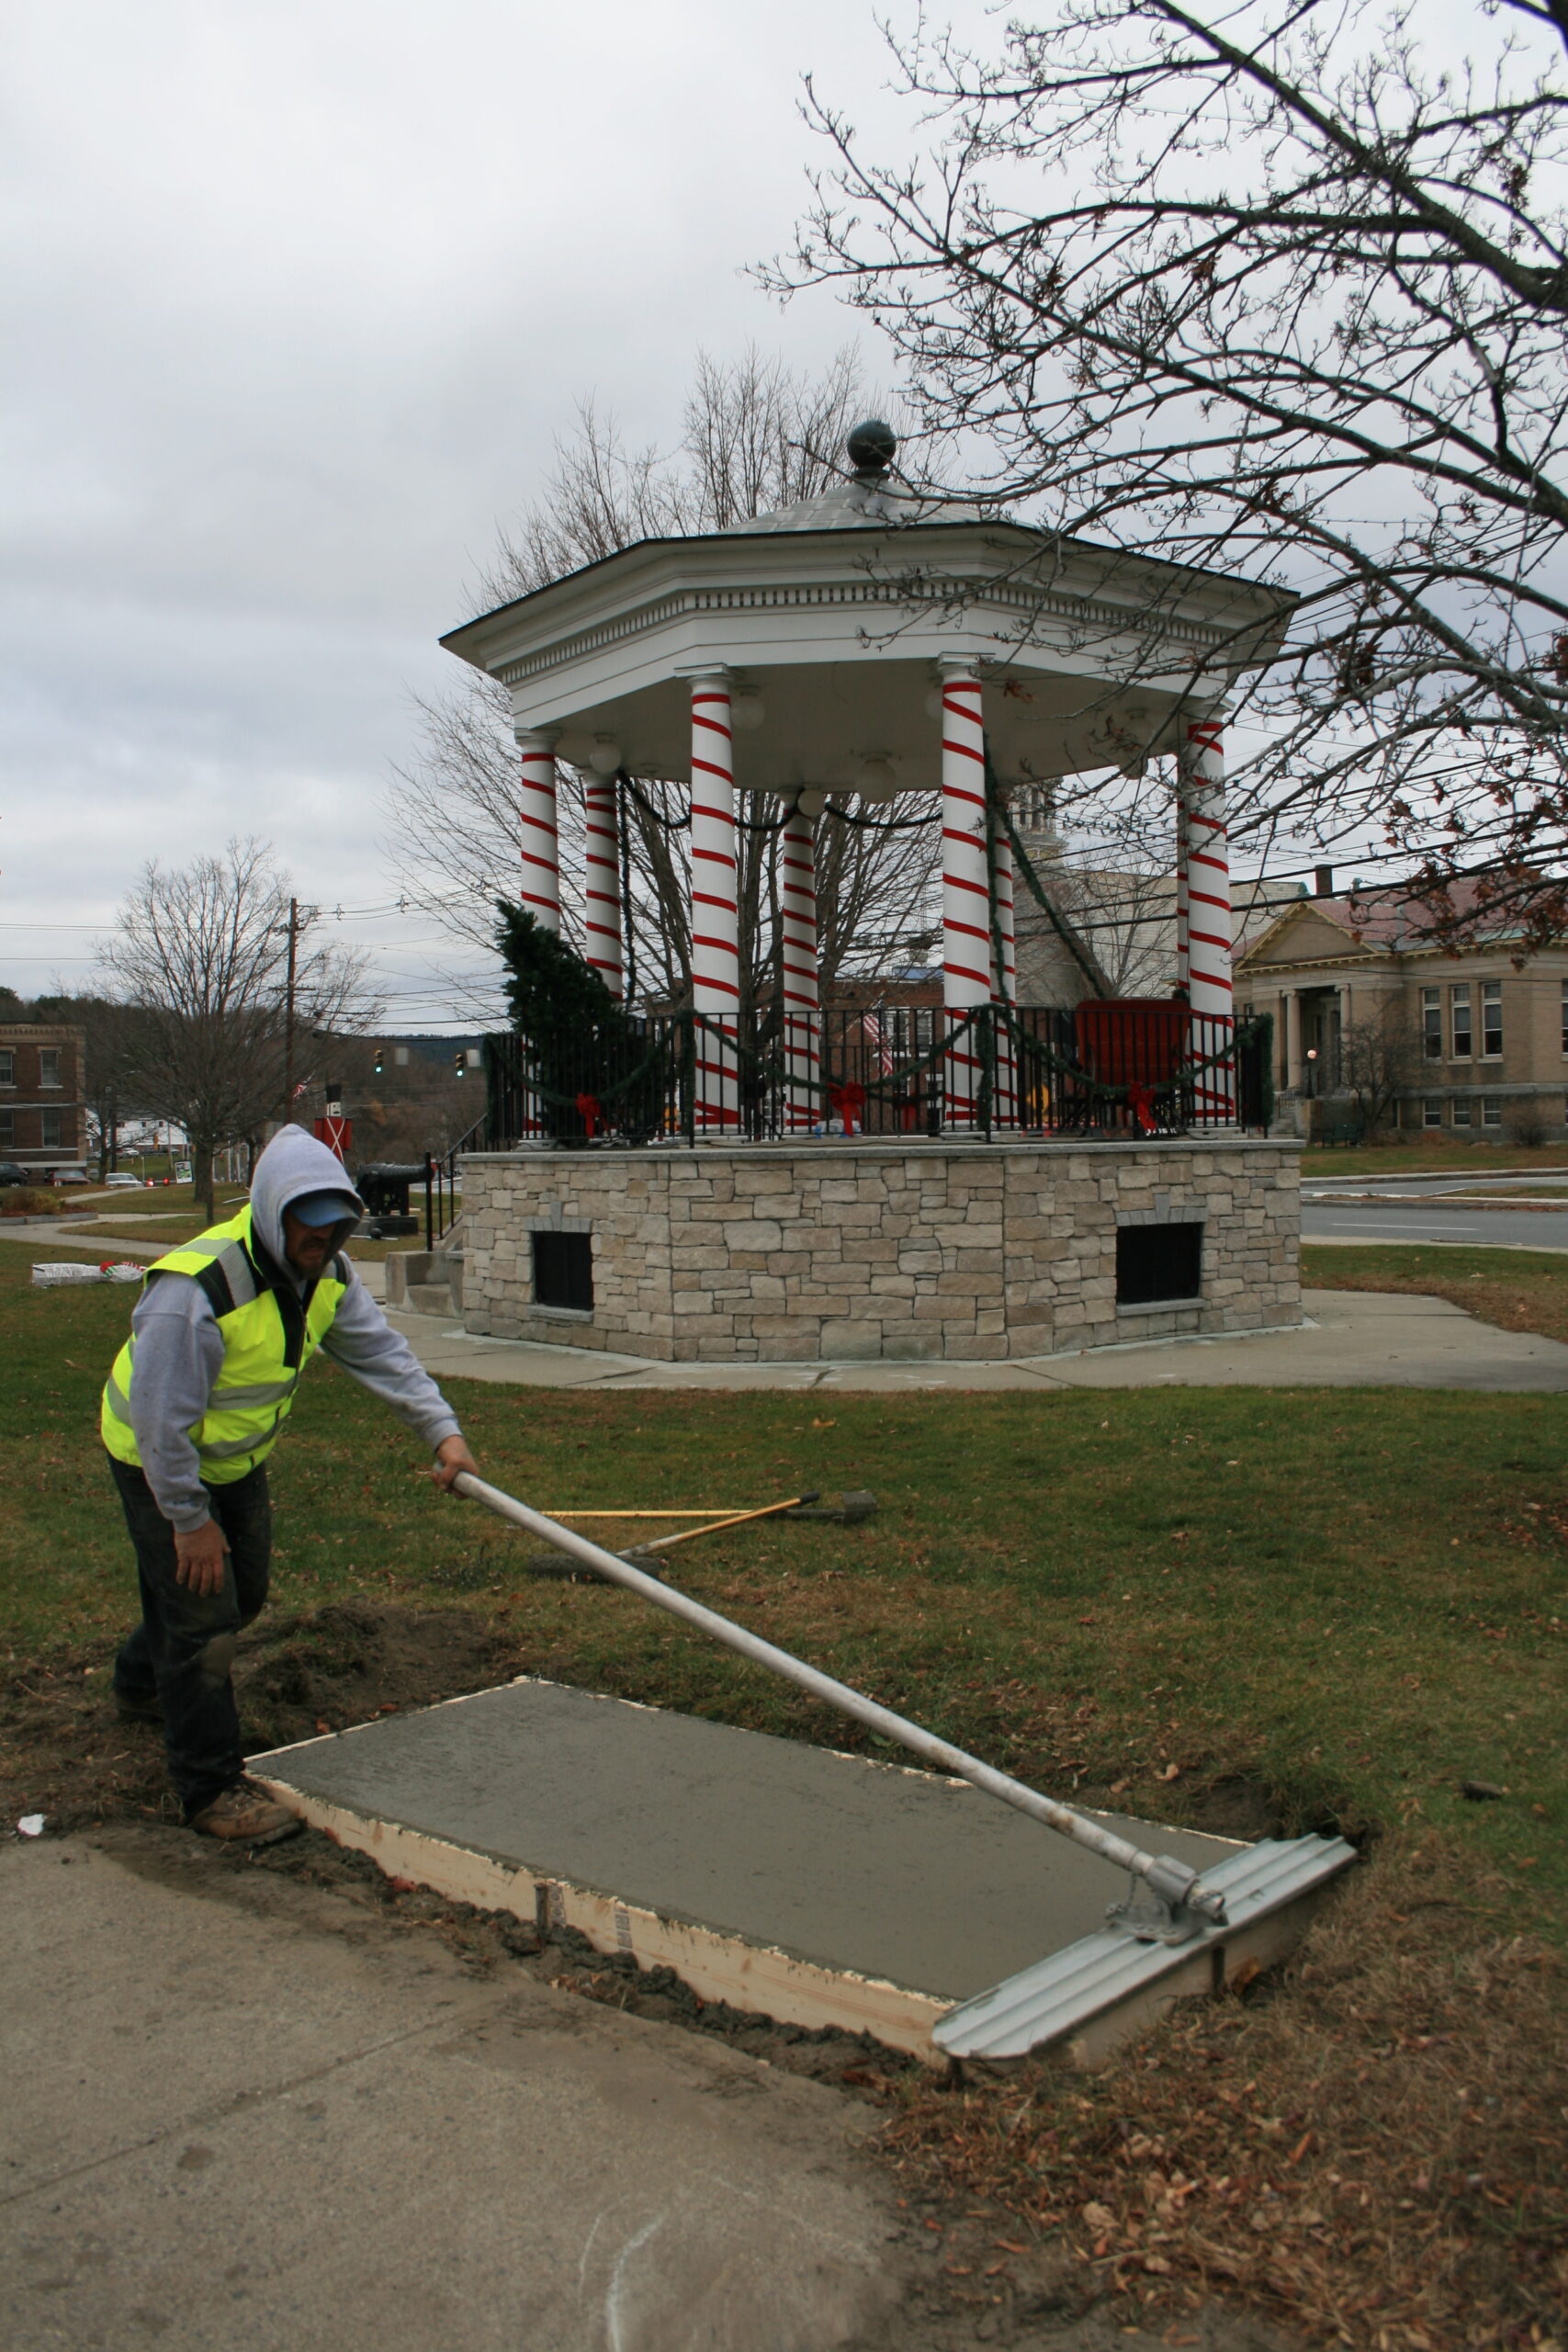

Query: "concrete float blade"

xmin=932 ymin=1834 xmax=1359 ymax=2066
xmin=250 ymin=1677 xmax=1259 ymax=2063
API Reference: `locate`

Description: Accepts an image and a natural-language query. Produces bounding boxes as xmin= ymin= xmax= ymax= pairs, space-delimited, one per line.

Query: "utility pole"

xmin=283 ymin=897 xmax=299 ymax=1124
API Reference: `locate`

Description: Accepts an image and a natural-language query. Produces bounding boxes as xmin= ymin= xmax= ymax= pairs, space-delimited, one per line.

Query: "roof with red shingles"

xmin=1236 ymin=875 xmax=1540 ymax=965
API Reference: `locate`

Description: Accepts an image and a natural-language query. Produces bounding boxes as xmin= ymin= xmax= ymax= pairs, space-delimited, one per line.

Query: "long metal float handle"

xmin=455 ymin=1472 xmax=1225 ymax=1928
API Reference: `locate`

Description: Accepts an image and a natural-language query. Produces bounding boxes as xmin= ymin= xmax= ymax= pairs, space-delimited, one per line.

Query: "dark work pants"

xmin=107 ymin=1455 xmax=273 ymax=1819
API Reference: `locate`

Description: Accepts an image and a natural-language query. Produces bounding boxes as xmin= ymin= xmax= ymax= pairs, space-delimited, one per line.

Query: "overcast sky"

xmin=1 ymin=0 xmax=1510 ymax=1026
xmin=1 ymin=0 xmax=974 ymax=1022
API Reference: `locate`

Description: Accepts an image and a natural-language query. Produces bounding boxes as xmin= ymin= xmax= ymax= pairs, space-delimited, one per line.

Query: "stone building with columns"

xmin=1235 ymin=877 xmax=1568 ymax=1138
xmin=429 ymin=423 xmax=1303 ymax=1362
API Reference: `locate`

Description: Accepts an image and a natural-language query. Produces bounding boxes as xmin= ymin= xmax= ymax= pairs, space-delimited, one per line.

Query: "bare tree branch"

xmin=97 ymin=840 xmax=373 ymax=1220
xmin=768 ymin=0 xmax=1568 ymax=945
xmin=384 ymin=348 xmax=941 ymax=1007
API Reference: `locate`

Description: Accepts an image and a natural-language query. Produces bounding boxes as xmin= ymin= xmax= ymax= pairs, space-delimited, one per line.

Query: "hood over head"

xmin=248 ymin=1127 xmax=365 ymax=1278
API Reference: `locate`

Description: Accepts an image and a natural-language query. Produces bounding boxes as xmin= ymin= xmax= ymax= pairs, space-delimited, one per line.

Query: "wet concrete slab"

xmin=252 ymin=1679 xmax=1237 ymax=2032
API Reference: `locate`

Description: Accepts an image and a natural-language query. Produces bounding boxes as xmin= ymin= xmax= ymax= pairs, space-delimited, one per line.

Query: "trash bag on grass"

xmin=30 ymin=1261 xmax=142 ymax=1287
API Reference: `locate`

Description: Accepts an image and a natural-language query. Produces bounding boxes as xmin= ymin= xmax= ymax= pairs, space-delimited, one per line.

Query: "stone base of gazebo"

xmin=457 ymin=1137 xmax=1301 ymax=1364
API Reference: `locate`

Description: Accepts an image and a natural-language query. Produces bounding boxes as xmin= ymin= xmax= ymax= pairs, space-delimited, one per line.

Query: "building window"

xmin=1451 ymin=1098 xmax=1472 ymax=1128
xmin=0 ymin=1109 xmax=12 ymax=1144
xmin=0 ymin=1049 xmax=12 ymax=1086
xmin=1423 ymin=1098 xmax=1444 ymax=1127
xmin=1482 ymin=1097 xmax=1503 ymax=1128
xmin=1422 ymin=989 xmax=1441 ymax=1058
xmin=1116 ymin=1222 xmax=1203 ymax=1306
xmin=1482 ymin=980 xmax=1503 ymax=1058
xmin=39 ymin=1048 xmax=61 ymax=1089
xmin=39 ymin=1107 xmax=62 ymax=1148
xmin=533 ymin=1231 xmax=593 ymax=1312
xmin=1450 ymin=986 xmax=1472 ymax=1057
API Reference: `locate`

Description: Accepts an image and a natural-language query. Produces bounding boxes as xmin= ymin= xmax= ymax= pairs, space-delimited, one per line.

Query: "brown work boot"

xmin=188 ymin=1781 xmax=302 ymax=1848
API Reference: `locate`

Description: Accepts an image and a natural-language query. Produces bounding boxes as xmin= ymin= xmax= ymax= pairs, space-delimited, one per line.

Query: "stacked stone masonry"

xmin=457 ymin=1139 xmax=1302 ymax=1364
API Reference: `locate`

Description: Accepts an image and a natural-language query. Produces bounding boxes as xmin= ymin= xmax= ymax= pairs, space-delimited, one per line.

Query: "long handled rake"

xmin=456 ymin=1471 xmax=1355 ymax=2060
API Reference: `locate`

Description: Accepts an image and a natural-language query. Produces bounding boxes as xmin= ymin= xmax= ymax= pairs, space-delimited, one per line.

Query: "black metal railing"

xmin=472 ymin=1003 xmax=1274 ymax=1154
xmin=421 ymin=1113 xmax=491 ymax=1246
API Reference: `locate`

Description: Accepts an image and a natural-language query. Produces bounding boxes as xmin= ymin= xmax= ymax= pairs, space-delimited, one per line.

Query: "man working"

xmin=101 ymin=1126 xmax=479 ymax=1846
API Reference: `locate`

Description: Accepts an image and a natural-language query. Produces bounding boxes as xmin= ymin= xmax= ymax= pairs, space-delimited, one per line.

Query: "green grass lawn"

xmin=5 ymin=1238 xmax=1563 ymax=2344
xmin=4 ymin=1241 xmax=1562 ymax=1924
xmin=1301 ymin=1138 xmax=1568 ymax=1177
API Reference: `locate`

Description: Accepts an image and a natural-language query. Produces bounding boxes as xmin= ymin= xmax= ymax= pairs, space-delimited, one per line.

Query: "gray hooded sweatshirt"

xmin=122 ymin=1125 xmax=461 ymax=1531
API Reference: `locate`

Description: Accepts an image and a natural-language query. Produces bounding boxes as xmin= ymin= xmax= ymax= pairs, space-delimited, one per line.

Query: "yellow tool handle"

xmin=537 ymin=1508 xmax=758 ymax=1520
xmin=636 ymin=1493 xmax=814 ymax=1553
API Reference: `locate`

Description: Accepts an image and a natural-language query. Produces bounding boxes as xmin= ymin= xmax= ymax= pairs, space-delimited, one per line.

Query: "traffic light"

xmin=454 ymin=1048 xmax=467 ymax=1078
xmin=373 ymin=1046 xmax=384 ymax=1076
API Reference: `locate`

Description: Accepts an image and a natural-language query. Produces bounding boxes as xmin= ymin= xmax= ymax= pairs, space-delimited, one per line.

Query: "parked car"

xmin=51 ymin=1168 xmax=90 ymax=1186
xmin=0 ymin=1161 xmax=30 ymax=1188
xmin=100 ymin=1172 xmax=143 ymax=1189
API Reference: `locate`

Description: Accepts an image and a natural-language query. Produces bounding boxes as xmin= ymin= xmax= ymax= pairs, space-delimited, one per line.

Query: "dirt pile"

xmin=0 ymin=1600 xmax=519 ymax=1832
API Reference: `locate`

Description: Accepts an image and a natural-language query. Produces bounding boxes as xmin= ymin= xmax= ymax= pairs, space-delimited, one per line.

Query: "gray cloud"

xmin=2 ymin=0 xmax=940 ymax=1014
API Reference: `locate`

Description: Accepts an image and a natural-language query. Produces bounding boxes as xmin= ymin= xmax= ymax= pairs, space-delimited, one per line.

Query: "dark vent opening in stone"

xmin=534 ymin=1231 xmax=593 ymax=1312
xmin=1116 ymin=1222 xmax=1202 ymax=1306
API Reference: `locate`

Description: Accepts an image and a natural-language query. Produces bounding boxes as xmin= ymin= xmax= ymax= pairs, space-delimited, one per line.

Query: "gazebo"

xmin=434 ymin=424 xmax=1303 ymax=1363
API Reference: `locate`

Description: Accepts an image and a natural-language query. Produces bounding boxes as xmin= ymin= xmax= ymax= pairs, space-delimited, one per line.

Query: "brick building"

xmin=1235 ymin=881 xmax=1567 ymax=1138
xmin=0 ymin=1023 xmax=88 ymax=1171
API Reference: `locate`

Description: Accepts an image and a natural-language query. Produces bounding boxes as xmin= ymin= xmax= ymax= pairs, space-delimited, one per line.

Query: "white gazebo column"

xmin=688 ymin=673 xmax=740 ymax=1132
xmin=780 ymin=801 xmax=820 ymax=1132
xmin=1179 ymin=709 xmax=1235 ymax=1123
xmin=989 ymin=796 xmax=1019 ymax=1126
xmin=940 ymin=661 xmax=993 ymax=1127
xmin=581 ymin=761 xmax=624 ymax=999
xmin=514 ymin=726 xmax=561 ymax=1137
xmin=516 ymin=728 xmax=562 ymax=933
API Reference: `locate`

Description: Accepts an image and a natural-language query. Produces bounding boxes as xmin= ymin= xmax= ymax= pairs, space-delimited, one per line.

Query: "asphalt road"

xmin=1303 ymin=1201 xmax=1568 ymax=1250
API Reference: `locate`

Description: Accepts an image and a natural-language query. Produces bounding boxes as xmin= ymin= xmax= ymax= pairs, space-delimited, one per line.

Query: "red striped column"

xmin=940 ymin=663 xmax=992 ymax=1127
xmin=989 ymin=797 xmax=1019 ymax=1126
xmin=780 ymin=801 xmax=820 ymax=1131
xmin=516 ymin=729 xmax=562 ymax=934
xmin=1179 ymin=711 xmax=1235 ymax=1123
xmin=581 ymin=771 xmax=624 ymax=999
xmin=515 ymin=727 xmax=560 ymax=1137
xmin=1175 ymin=795 xmax=1190 ymax=998
xmin=689 ymin=675 xmax=739 ymax=1131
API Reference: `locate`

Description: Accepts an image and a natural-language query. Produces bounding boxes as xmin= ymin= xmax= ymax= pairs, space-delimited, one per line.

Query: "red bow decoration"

xmin=826 ymin=1080 xmax=866 ymax=1132
xmin=575 ymin=1092 xmax=604 ymax=1138
xmin=1125 ymin=1081 xmax=1157 ymax=1136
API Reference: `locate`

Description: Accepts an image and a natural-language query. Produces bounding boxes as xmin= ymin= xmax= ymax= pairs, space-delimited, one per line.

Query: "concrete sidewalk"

xmin=383 ymin=1287 xmax=1568 ymax=1394
xmin=0 ymin=1829 xmax=1278 ymax=2352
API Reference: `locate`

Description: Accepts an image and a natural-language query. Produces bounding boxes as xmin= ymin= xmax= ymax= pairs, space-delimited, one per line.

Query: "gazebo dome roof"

xmin=718 ymin=422 xmax=982 ymax=536
xmin=716 ymin=480 xmax=983 ymax=537
xmin=441 ymin=417 xmax=1293 ymax=796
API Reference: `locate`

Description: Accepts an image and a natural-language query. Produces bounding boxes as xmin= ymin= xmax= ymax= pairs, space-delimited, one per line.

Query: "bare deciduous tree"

xmin=384 ymin=347 xmax=941 ymax=1010
xmin=1340 ymin=996 xmax=1423 ymax=1135
xmin=97 ymin=841 xmax=371 ymax=1221
xmin=776 ymin=0 xmax=1568 ymax=943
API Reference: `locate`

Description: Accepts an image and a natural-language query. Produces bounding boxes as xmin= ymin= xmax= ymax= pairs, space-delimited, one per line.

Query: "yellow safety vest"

xmin=101 ymin=1205 xmax=346 ymax=1486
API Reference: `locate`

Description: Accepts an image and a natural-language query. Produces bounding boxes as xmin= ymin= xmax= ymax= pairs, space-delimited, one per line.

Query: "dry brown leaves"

xmin=877 ymin=1839 xmax=1567 ymax=2348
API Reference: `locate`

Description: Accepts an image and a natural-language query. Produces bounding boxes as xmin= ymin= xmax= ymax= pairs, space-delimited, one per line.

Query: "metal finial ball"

xmin=846 ymin=418 xmax=897 ymax=477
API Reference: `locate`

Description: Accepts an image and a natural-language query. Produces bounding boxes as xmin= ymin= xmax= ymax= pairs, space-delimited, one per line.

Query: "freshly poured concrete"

xmin=253 ymin=1679 xmax=1237 ymax=2048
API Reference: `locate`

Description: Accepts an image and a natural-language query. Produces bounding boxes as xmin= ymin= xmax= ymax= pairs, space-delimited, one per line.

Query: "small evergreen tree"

xmin=493 ymin=902 xmax=652 ymax=1139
